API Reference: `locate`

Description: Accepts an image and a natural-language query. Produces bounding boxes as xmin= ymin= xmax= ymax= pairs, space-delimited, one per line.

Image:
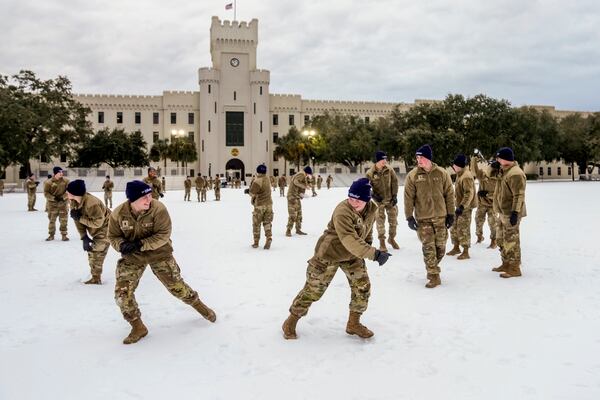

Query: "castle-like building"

xmin=2 ymin=16 xmax=589 ymax=186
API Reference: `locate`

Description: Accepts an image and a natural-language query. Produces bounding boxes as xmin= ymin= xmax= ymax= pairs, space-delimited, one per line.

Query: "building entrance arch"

xmin=225 ymin=158 xmax=245 ymax=185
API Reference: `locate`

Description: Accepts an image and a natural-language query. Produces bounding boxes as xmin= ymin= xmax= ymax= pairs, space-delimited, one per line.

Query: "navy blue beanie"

xmin=53 ymin=166 xmax=63 ymax=175
xmin=348 ymin=178 xmax=372 ymax=203
xmin=66 ymin=179 xmax=86 ymax=196
xmin=453 ymin=154 xmax=467 ymax=168
xmin=256 ymin=164 xmax=267 ymax=174
xmin=375 ymin=151 xmax=387 ymax=162
xmin=304 ymin=166 xmax=313 ymax=175
xmin=126 ymin=180 xmax=152 ymax=202
xmin=495 ymin=147 xmax=514 ymax=161
xmin=416 ymin=144 xmax=432 ymax=161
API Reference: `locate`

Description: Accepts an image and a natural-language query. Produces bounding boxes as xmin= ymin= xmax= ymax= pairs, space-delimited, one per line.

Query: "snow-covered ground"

xmin=1 ymin=182 xmax=599 ymax=400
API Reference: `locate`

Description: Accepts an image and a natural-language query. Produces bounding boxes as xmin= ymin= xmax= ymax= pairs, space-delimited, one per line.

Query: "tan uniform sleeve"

xmin=390 ymin=168 xmax=399 ymax=196
xmin=333 ymin=213 xmax=377 ymax=261
xmin=79 ymin=204 xmax=107 ymax=229
xmin=292 ymin=174 xmax=307 ymax=191
xmin=43 ymin=180 xmax=54 ymax=201
xmin=460 ymin=176 xmax=475 ymax=208
xmin=403 ymin=173 xmax=416 ymax=219
xmin=509 ymin=174 xmax=526 ymax=213
xmin=470 ymin=157 xmax=484 ymax=181
xmin=74 ymin=220 xmax=88 ymax=239
xmin=108 ymin=213 xmax=124 ymax=252
xmin=140 ymin=207 xmax=172 ymax=251
xmin=443 ymin=172 xmax=455 ymax=215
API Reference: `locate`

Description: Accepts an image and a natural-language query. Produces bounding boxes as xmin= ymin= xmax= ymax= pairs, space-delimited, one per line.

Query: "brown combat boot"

xmin=379 ymin=238 xmax=388 ymax=252
xmin=45 ymin=235 xmax=54 ymax=241
xmin=296 ymin=230 xmax=307 ymax=235
xmin=492 ymin=261 xmax=508 ymax=272
xmin=345 ymin=311 xmax=374 ymax=338
xmin=500 ymin=263 xmax=522 ymax=278
xmin=123 ymin=319 xmax=148 ymax=344
xmin=457 ymin=246 xmax=470 ymax=260
xmin=446 ymin=244 xmax=460 ymax=256
xmin=84 ymin=275 xmax=102 ymax=285
xmin=487 ymin=239 xmax=497 ymax=249
xmin=476 ymin=234 xmax=484 ymax=243
xmin=282 ymin=313 xmax=300 ymax=340
xmin=285 ymin=229 xmax=292 ymax=237
xmin=61 ymin=234 xmax=69 ymax=241
xmin=387 ymin=237 xmax=400 ymax=250
xmin=264 ymin=238 xmax=272 ymax=250
xmin=252 ymin=238 xmax=259 ymax=248
xmin=192 ymin=300 xmax=217 ymax=322
xmin=425 ymin=274 xmax=441 ymax=288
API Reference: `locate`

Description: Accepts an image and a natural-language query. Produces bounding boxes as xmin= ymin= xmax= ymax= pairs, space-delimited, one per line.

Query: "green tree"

xmin=558 ymin=114 xmax=589 ymax=180
xmin=70 ymin=128 xmax=149 ymax=168
xmin=168 ymin=137 xmax=198 ymax=175
xmin=149 ymin=138 xmax=170 ymax=169
xmin=0 ymin=70 xmax=92 ymax=175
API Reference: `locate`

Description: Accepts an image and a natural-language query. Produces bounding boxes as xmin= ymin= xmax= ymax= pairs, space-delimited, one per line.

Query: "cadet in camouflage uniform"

xmin=404 ymin=145 xmax=455 ymax=288
xmin=43 ymin=166 xmax=70 ymax=241
xmin=366 ymin=151 xmax=400 ymax=251
xmin=326 ymin=174 xmax=333 ymax=189
xmin=143 ymin=167 xmax=164 ymax=200
xmin=470 ymin=154 xmax=500 ymax=248
xmin=102 ymin=176 xmax=114 ymax=208
xmin=282 ymin=178 xmax=391 ymax=340
xmin=248 ymin=165 xmax=273 ymax=249
xmin=316 ymin=175 xmax=323 ymax=190
xmin=213 ymin=176 xmax=221 ymax=201
xmin=25 ymin=173 xmax=39 ymax=211
xmin=201 ymin=176 xmax=209 ymax=201
xmin=269 ymin=175 xmax=276 ymax=192
xmin=0 ymin=179 xmax=3 ymax=196
xmin=286 ymin=167 xmax=311 ymax=236
xmin=108 ymin=180 xmax=217 ymax=344
xmin=184 ymin=176 xmax=192 ymax=201
xmin=278 ymin=175 xmax=287 ymax=197
xmin=492 ymin=147 xmax=527 ymax=278
xmin=67 ymin=180 xmax=111 ymax=285
xmin=207 ymin=176 xmax=213 ymax=190
xmin=446 ymin=154 xmax=478 ymax=260
xmin=161 ymin=176 xmax=166 ymax=192
xmin=194 ymin=173 xmax=205 ymax=202
xmin=310 ymin=175 xmax=317 ymax=197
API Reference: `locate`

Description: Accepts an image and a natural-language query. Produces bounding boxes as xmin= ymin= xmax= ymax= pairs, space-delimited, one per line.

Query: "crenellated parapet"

xmin=74 ymin=93 xmax=163 ymax=110
xmin=198 ymin=68 xmax=220 ymax=83
xmin=210 ymin=16 xmax=258 ymax=42
xmin=250 ymin=70 xmax=270 ymax=85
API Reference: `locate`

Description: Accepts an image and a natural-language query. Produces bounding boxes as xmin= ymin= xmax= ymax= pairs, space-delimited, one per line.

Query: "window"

xmin=260 ymin=86 xmax=263 ymax=95
xmin=254 ymin=103 xmax=256 ymax=114
xmin=273 ymin=152 xmax=278 ymax=162
xmin=135 ymin=112 xmax=141 ymax=124
xmin=188 ymin=131 xmax=194 ymax=141
xmin=60 ymin=153 xmax=67 ymax=163
xmin=568 ymin=166 xmax=572 ymax=176
xmin=40 ymin=154 xmax=49 ymax=163
xmin=114 ymin=169 xmax=125 ymax=177
xmin=134 ymin=169 xmax=143 ymax=176
xmin=202 ymin=140 xmax=204 ymax=152
xmin=208 ymin=84 xmax=211 ymax=94
xmin=226 ymin=111 xmax=244 ymax=146
xmin=215 ymin=102 xmax=217 ymax=114
xmin=289 ymin=114 xmax=295 ymax=126
xmin=558 ymin=167 xmax=562 ymax=176
xmin=208 ymin=120 xmax=211 ymax=133
xmin=547 ymin=167 xmax=552 ymax=176
xmin=170 ymin=113 xmax=176 ymax=124
xmin=98 ymin=111 xmax=104 ymax=124
xmin=304 ymin=115 xmax=310 ymax=125
xmin=365 ymin=116 xmax=370 ymax=123
xmin=188 ymin=113 xmax=194 ymax=124
xmin=117 ymin=112 xmax=123 ymax=124
xmin=153 ymin=132 xmax=159 ymax=143
xmin=234 ymin=91 xmax=237 ymax=101
xmin=539 ymin=167 xmax=543 ymax=176
xmin=289 ymin=169 xmax=295 ymax=176
xmin=273 ymin=114 xmax=278 ymax=126
xmin=266 ymin=140 xmax=268 ymax=152
xmin=273 ymin=168 xmax=279 ymax=176
xmin=260 ymin=121 xmax=263 ymax=133
xmin=273 ymin=132 xmax=279 ymax=143
xmin=153 ymin=112 xmax=159 ymax=124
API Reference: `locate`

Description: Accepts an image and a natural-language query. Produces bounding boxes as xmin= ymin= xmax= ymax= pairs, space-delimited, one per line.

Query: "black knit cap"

xmin=495 ymin=147 xmax=514 ymax=161
xmin=66 ymin=179 xmax=86 ymax=196
xmin=453 ymin=154 xmax=467 ymax=168
xmin=126 ymin=180 xmax=152 ymax=202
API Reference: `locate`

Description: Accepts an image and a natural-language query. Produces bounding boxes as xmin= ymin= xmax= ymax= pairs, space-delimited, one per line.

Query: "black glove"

xmin=477 ymin=190 xmax=488 ymax=198
xmin=407 ymin=216 xmax=418 ymax=231
xmin=82 ymin=235 xmax=94 ymax=252
xmin=371 ymin=192 xmax=383 ymax=203
xmin=244 ymin=188 xmax=250 ymax=194
xmin=455 ymin=205 xmax=464 ymax=216
xmin=70 ymin=208 xmax=82 ymax=221
xmin=445 ymin=214 xmax=454 ymax=229
xmin=391 ymin=195 xmax=398 ymax=206
xmin=373 ymin=249 xmax=391 ymax=266
xmin=54 ymin=195 xmax=63 ymax=202
xmin=490 ymin=161 xmax=501 ymax=170
xmin=35 ymin=181 xmax=40 ymax=186
xmin=120 ymin=240 xmax=143 ymax=255
xmin=159 ymin=192 xmax=164 ymax=198
xmin=510 ymin=211 xmax=519 ymax=226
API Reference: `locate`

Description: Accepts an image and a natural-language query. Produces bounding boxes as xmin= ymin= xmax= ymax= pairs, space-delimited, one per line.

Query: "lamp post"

xmin=171 ymin=129 xmax=186 ymax=175
xmin=302 ymin=129 xmax=317 ymax=169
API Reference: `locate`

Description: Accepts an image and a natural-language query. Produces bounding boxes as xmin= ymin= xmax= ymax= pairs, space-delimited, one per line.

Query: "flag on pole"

xmin=225 ymin=3 xmax=233 ymax=9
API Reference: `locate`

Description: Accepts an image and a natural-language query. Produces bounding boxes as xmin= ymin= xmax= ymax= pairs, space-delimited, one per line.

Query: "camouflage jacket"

xmin=108 ymin=199 xmax=174 ymax=264
xmin=404 ymin=163 xmax=455 ymax=220
xmin=495 ymin=162 xmax=527 ymax=217
xmin=102 ymin=180 xmax=114 ymax=193
xmin=249 ymin=174 xmax=273 ymax=206
xmin=317 ymin=176 xmax=323 ymax=185
xmin=454 ymin=168 xmax=478 ymax=211
xmin=366 ymin=164 xmax=398 ymax=204
xmin=195 ymin=177 xmax=206 ymax=190
xmin=25 ymin=178 xmax=38 ymax=194
xmin=44 ymin=177 xmax=70 ymax=203
xmin=184 ymin=178 xmax=192 ymax=190
xmin=213 ymin=178 xmax=221 ymax=191
xmin=470 ymin=158 xmax=499 ymax=208
xmin=278 ymin=176 xmax=287 ymax=188
xmin=71 ymin=193 xmax=111 ymax=240
xmin=143 ymin=176 xmax=163 ymax=199
xmin=313 ymin=200 xmax=378 ymax=263
xmin=287 ymin=172 xmax=308 ymax=200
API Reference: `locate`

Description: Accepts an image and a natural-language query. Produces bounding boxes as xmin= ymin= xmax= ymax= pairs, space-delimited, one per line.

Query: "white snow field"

xmin=1 ymin=182 xmax=599 ymax=400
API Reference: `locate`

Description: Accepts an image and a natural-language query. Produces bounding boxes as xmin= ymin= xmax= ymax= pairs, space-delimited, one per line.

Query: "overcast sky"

xmin=2 ymin=0 xmax=599 ymax=111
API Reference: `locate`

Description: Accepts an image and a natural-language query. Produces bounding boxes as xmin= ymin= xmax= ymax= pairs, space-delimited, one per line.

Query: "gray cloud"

xmin=1 ymin=0 xmax=599 ymax=110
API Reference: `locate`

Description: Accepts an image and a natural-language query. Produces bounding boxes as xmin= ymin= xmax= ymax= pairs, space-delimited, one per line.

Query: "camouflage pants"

xmin=376 ymin=202 xmax=398 ymax=240
xmin=253 ymin=205 xmax=274 ymax=241
xmin=327 ymin=183 xmax=331 ymax=189
xmin=317 ymin=183 xmax=322 ymax=190
xmin=311 ymin=186 xmax=317 ymax=196
xmin=27 ymin=193 xmax=36 ymax=210
xmin=290 ymin=256 xmax=371 ymax=317
xmin=450 ymin=209 xmax=473 ymax=247
xmin=497 ymin=214 xmax=522 ymax=264
xmin=114 ymin=256 xmax=200 ymax=322
xmin=87 ymin=239 xmax=109 ymax=278
xmin=286 ymin=198 xmax=303 ymax=231
xmin=214 ymin=189 xmax=220 ymax=201
xmin=279 ymin=187 xmax=285 ymax=197
xmin=416 ymin=217 xmax=448 ymax=275
xmin=184 ymin=189 xmax=191 ymax=201
xmin=104 ymin=192 xmax=112 ymax=208
xmin=475 ymin=205 xmax=497 ymax=239
xmin=196 ymin=189 xmax=202 ymax=201
xmin=47 ymin=201 xmax=68 ymax=236
xmin=201 ymin=189 xmax=207 ymax=202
